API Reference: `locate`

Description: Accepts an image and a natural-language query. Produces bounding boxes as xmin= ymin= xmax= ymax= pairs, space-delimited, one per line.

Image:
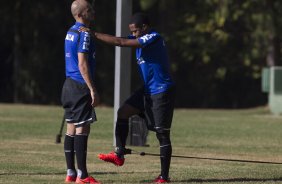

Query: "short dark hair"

xmin=130 ymin=12 xmax=150 ymax=28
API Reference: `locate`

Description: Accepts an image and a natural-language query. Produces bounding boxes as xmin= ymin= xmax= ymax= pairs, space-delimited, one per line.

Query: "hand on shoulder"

xmin=79 ymin=26 xmax=96 ymax=37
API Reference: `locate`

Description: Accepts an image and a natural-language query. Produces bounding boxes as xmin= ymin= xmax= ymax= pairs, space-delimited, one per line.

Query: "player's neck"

xmin=76 ymin=18 xmax=90 ymax=27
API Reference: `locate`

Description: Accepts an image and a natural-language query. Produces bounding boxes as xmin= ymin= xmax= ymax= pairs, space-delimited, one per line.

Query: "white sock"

xmin=77 ymin=169 xmax=82 ymax=178
xmin=67 ymin=169 xmax=76 ymax=177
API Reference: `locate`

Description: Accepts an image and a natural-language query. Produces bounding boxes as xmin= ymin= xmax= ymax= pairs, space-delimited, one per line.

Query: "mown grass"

xmin=0 ymin=104 xmax=282 ymax=183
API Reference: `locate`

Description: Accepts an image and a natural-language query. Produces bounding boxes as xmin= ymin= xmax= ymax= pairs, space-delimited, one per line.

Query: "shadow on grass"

xmin=0 ymin=170 xmax=157 ymax=176
xmin=4 ymin=172 xmax=282 ymax=183
xmin=0 ymin=171 xmax=118 ymax=176
xmin=2 ymin=172 xmax=282 ymax=183
xmin=140 ymin=177 xmax=282 ymax=183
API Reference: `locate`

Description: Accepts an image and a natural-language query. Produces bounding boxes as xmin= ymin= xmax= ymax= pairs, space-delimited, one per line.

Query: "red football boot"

xmin=154 ymin=175 xmax=170 ymax=183
xmin=75 ymin=176 xmax=101 ymax=184
xmin=65 ymin=175 xmax=76 ymax=183
xmin=98 ymin=151 xmax=124 ymax=166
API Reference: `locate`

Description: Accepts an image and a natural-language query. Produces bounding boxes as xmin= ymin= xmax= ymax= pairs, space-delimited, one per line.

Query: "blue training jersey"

xmin=135 ymin=30 xmax=174 ymax=95
xmin=64 ymin=22 xmax=96 ymax=83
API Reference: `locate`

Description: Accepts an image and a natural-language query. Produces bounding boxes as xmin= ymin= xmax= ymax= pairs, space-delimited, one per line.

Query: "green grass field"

xmin=1 ymin=104 xmax=282 ymax=184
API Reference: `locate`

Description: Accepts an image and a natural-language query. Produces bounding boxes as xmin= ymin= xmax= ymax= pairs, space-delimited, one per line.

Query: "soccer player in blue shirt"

xmin=61 ymin=0 xmax=100 ymax=183
xmin=83 ymin=13 xmax=175 ymax=183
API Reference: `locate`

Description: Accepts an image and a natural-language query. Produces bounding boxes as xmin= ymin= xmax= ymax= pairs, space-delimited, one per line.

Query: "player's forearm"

xmin=78 ymin=53 xmax=96 ymax=93
xmin=94 ymin=32 xmax=123 ymax=46
xmin=78 ymin=62 xmax=96 ymax=93
xmin=94 ymin=32 xmax=141 ymax=47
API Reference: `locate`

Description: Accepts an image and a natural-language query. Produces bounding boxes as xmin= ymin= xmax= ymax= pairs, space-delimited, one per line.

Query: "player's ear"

xmin=77 ymin=12 xmax=82 ymax=18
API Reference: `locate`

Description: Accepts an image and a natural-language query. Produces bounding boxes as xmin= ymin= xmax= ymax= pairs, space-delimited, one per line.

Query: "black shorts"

xmin=61 ymin=77 xmax=97 ymax=127
xmin=125 ymin=86 xmax=175 ymax=132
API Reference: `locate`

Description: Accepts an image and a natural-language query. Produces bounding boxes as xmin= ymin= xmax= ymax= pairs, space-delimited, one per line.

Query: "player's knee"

xmin=156 ymin=130 xmax=171 ymax=145
xmin=156 ymin=127 xmax=171 ymax=135
xmin=66 ymin=123 xmax=75 ymax=133
xmin=75 ymin=124 xmax=90 ymax=135
xmin=117 ymin=104 xmax=139 ymax=119
xmin=117 ymin=106 xmax=129 ymax=119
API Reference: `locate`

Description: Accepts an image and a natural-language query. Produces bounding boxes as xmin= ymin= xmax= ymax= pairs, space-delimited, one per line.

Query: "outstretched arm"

xmin=94 ymin=32 xmax=142 ymax=48
xmin=78 ymin=26 xmax=141 ymax=48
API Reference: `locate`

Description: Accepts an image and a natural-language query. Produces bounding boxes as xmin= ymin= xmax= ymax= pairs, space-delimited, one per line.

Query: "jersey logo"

xmin=82 ymin=33 xmax=90 ymax=50
xmin=140 ymin=33 xmax=157 ymax=43
xmin=66 ymin=34 xmax=74 ymax=41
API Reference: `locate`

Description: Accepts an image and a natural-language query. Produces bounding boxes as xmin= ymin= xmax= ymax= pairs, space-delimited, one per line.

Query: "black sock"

xmin=74 ymin=134 xmax=88 ymax=179
xmin=115 ymin=118 xmax=129 ymax=155
xmin=160 ymin=143 xmax=172 ymax=179
xmin=157 ymin=132 xmax=172 ymax=180
xmin=64 ymin=134 xmax=75 ymax=171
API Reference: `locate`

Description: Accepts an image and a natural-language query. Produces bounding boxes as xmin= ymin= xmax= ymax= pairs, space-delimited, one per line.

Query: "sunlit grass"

xmin=0 ymin=104 xmax=282 ymax=183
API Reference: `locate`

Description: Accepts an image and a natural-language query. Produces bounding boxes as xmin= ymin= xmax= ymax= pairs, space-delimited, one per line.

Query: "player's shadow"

xmin=140 ymin=177 xmax=282 ymax=183
xmin=0 ymin=171 xmax=118 ymax=176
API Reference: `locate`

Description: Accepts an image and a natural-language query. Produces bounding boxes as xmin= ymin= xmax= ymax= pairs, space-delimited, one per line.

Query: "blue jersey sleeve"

xmin=78 ymin=31 xmax=91 ymax=53
xmin=137 ymin=33 xmax=160 ymax=47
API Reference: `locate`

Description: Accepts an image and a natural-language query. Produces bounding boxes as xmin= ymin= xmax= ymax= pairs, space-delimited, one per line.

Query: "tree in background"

xmin=1 ymin=0 xmax=282 ymax=108
xmin=139 ymin=0 xmax=282 ymax=107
